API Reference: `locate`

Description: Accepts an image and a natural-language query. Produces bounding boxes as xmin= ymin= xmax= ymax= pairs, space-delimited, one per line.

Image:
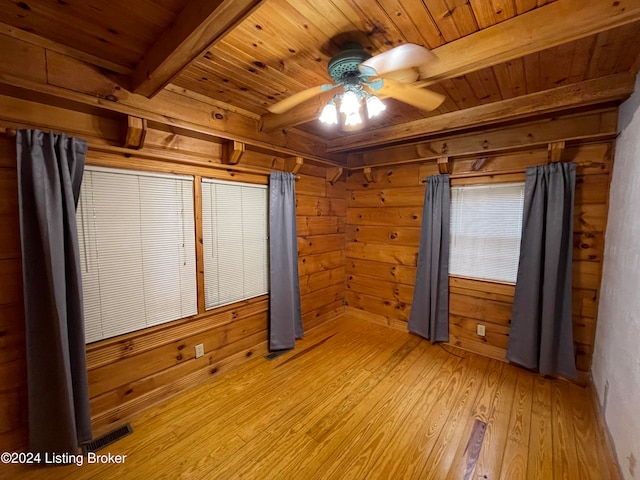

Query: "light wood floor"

xmin=4 ymin=315 xmax=620 ymax=480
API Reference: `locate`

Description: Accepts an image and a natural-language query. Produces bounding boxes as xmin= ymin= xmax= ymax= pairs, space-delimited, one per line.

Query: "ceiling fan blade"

xmin=378 ymin=67 xmax=420 ymax=84
xmin=267 ymin=84 xmax=337 ymax=114
xmin=377 ymin=78 xmax=445 ymax=111
xmin=360 ymin=43 xmax=437 ymax=76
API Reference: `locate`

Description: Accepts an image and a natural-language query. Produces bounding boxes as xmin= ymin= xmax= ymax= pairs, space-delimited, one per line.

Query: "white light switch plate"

xmin=195 ymin=343 xmax=204 ymax=358
xmin=476 ymin=324 xmax=486 ymax=337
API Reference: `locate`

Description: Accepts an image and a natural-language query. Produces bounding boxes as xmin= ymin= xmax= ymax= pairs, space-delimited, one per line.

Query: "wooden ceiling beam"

xmin=0 ymin=22 xmax=132 ymax=76
xmin=348 ymin=109 xmax=617 ymax=169
xmin=260 ymin=0 xmax=640 ymax=131
xmin=419 ymin=0 xmax=640 ymax=85
xmin=132 ymin=0 xmax=266 ymax=98
xmin=327 ymin=73 xmax=635 ymax=152
xmin=0 ymin=32 xmax=342 ymax=164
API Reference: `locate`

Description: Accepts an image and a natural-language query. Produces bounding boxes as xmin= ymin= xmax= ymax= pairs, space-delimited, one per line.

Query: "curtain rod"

xmin=0 ymin=127 xmax=299 ymax=180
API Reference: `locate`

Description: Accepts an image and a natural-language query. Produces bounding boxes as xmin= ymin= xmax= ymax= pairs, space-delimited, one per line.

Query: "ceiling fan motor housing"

xmin=327 ymin=42 xmax=372 ymax=82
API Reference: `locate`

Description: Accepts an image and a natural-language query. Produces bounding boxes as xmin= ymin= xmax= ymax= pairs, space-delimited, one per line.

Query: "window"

xmin=201 ymin=179 xmax=268 ymax=310
xmin=449 ymin=182 xmax=525 ymax=283
xmin=77 ymin=167 xmax=197 ymax=343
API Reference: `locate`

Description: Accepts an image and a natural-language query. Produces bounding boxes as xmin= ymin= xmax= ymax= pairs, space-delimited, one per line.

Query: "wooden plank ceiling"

xmin=0 ymin=0 xmax=639 ymax=152
xmin=0 ymin=0 xmax=189 ymax=69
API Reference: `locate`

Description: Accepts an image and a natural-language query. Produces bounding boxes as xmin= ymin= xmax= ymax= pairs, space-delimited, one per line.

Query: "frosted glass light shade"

xmin=366 ymin=95 xmax=386 ymax=118
xmin=340 ymin=90 xmax=361 ymax=116
xmin=319 ymin=102 xmax=338 ymax=124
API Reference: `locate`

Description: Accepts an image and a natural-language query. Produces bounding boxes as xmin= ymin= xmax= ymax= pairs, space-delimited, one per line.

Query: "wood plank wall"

xmin=0 ymin=97 xmax=345 ymax=447
xmin=296 ymin=168 xmax=347 ymax=331
xmin=345 ymin=141 xmax=613 ymax=375
xmin=0 ymin=136 xmax=27 ymax=452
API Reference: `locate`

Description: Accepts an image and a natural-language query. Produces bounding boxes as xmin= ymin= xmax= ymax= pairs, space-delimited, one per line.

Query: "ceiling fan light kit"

xmin=267 ymin=42 xmax=445 ymax=128
xmin=319 ymin=89 xmax=386 ymax=126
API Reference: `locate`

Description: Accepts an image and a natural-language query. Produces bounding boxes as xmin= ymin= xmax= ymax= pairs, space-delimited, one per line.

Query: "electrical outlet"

xmin=476 ymin=324 xmax=486 ymax=337
xmin=195 ymin=343 xmax=204 ymax=358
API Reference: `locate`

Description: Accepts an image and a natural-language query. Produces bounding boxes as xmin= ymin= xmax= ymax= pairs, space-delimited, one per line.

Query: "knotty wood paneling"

xmin=296 ymin=162 xmax=347 ymax=332
xmin=0 ymin=108 xmax=346 ymax=446
xmin=0 ymin=136 xmax=27 ymax=452
xmin=448 ymin=278 xmax=515 ymax=362
xmin=346 ymin=141 xmax=614 ymax=374
xmin=0 ymin=0 xmax=189 ymax=68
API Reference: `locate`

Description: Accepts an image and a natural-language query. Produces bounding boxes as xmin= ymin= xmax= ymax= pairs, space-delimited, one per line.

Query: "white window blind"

xmin=77 ymin=167 xmax=197 ymax=343
xmin=201 ymin=179 xmax=268 ymax=310
xmin=449 ymin=182 xmax=525 ymax=283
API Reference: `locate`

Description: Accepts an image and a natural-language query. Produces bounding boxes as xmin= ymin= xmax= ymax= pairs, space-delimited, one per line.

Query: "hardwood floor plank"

xmin=463 ymin=419 xmax=488 ymax=480
xmin=200 ymin=369 xmax=374 ymax=480
xmin=473 ymin=364 xmax=519 ymax=479
xmin=444 ymin=359 xmax=505 ymax=479
xmin=567 ymin=382 xmax=609 ymax=480
xmin=197 ymin=327 xmax=417 ymax=479
xmin=318 ymin=351 xmax=463 ymax=480
xmin=584 ymin=383 xmax=623 ymax=480
xmin=367 ymin=351 xmax=489 ymax=480
xmin=528 ymin=376 xmax=555 ymax=480
xmin=305 ymin=336 xmax=424 ymax=444
xmin=420 ymin=354 xmax=491 ymax=480
xmin=368 ymin=347 xmax=474 ymax=480
xmin=134 ymin=433 xmax=247 ymax=480
xmin=499 ymin=370 xmax=535 ymax=480
xmin=552 ymin=380 xmax=581 ymax=479
xmin=288 ymin=344 xmax=438 ymax=479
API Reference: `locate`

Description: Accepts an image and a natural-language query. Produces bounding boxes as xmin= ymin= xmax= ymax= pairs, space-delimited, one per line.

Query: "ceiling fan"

xmin=266 ymin=42 xmax=446 ymax=126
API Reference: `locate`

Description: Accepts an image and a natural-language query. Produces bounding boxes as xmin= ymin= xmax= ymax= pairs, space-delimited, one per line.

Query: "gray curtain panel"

xmin=269 ymin=171 xmax=303 ymax=350
xmin=408 ymin=174 xmax=450 ymax=343
xmin=507 ymin=162 xmax=578 ymax=379
xmin=16 ymin=130 xmax=92 ymax=454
